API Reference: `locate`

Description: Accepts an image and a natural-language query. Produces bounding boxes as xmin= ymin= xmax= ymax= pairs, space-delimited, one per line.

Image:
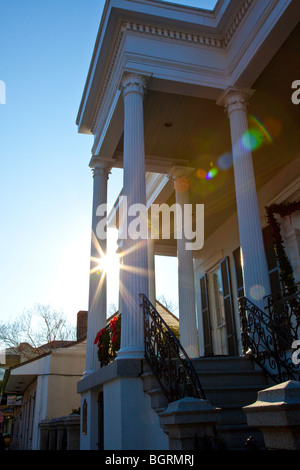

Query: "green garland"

xmin=265 ymin=200 xmax=300 ymax=295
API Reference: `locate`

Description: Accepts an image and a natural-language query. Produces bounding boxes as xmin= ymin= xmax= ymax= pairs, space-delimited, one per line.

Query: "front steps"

xmin=141 ymin=355 xmax=272 ymax=450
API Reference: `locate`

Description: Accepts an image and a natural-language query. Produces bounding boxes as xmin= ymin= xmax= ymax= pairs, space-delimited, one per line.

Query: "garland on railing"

xmin=265 ymin=200 xmax=300 ymax=294
xmin=94 ymin=315 xmax=121 ymax=368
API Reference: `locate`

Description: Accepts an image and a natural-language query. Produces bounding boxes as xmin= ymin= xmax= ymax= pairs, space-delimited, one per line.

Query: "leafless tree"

xmin=157 ymin=295 xmax=178 ymax=314
xmin=0 ymin=304 xmax=77 ymax=360
xmin=108 ymin=303 xmax=118 ymax=316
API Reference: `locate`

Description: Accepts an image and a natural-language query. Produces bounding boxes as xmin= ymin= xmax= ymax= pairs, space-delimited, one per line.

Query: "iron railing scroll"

xmin=141 ymin=293 xmax=206 ymax=402
xmin=239 ymin=290 xmax=300 ymax=383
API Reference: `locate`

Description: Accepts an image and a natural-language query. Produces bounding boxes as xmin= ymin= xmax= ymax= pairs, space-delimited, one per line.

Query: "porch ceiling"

xmin=117 ymin=23 xmax=300 ymax=245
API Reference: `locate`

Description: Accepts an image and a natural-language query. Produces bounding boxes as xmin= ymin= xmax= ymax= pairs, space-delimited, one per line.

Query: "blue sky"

xmin=0 ymin=0 xmax=216 ymax=328
xmin=162 ymin=0 xmax=217 ymax=7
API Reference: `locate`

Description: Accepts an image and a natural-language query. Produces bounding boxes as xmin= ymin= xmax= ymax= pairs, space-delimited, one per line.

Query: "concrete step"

xmin=141 ymin=356 xmax=269 ymax=449
xmin=146 ymin=387 xmax=169 ymax=411
xmin=204 ymin=383 xmax=264 ymax=407
xmin=141 ymin=370 xmax=159 ymax=393
xmin=192 ymin=355 xmax=258 ymax=372
xmin=195 ymin=356 xmax=268 ymax=449
xmin=196 ymin=369 xmax=269 ymax=388
xmin=216 ymin=404 xmax=248 ymax=426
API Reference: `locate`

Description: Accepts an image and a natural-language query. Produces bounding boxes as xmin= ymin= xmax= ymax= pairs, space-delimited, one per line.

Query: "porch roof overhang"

xmin=3 ymin=370 xmax=37 ymax=395
xmin=76 ymin=0 xmax=299 ymax=146
xmin=77 ymin=0 xmax=300 ymax=247
xmin=2 ymin=351 xmax=51 ymax=395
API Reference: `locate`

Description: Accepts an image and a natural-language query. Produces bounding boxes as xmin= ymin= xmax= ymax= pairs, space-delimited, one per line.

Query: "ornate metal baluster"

xmin=141 ymin=293 xmax=205 ymax=402
xmin=239 ymin=290 xmax=300 ymax=383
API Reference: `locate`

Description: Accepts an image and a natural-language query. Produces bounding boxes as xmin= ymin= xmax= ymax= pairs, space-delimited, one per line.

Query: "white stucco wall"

xmin=103 ymin=376 xmax=169 ymax=450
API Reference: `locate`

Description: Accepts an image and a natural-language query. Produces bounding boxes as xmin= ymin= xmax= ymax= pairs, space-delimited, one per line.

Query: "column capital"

xmin=121 ymin=73 xmax=148 ymax=99
xmin=90 ymin=157 xmax=111 ymax=179
xmin=169 ymin=166 xmax=194 ymax=192
xmin=216 ymin=86 xmax=255 ymax=116
xmin=169 ymin=166 xmax=194 ymax=179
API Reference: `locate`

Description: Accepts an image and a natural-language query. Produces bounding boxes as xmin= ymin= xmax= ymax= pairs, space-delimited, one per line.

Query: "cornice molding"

xmin=223 ymin=0 xmax=253 ymax=47
xmin=89 ymin=0 xmax=254 ymax=134
xmin=122 ymin=20 xmax=224 ymax=48
xmin=120 ymin=0 xmax=253 ymax=49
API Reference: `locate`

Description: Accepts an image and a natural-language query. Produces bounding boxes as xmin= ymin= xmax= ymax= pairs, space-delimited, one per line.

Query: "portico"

xmin=76 ymin=0 xmax=300 ymax=450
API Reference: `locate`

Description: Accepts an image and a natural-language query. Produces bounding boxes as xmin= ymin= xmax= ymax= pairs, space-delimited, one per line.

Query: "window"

xmin=212 ymin=267 xmax=226 ymax=327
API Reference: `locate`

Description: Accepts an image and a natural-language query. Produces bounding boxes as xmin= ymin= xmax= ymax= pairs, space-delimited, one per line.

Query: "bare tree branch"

xmin=0 ymin=304 xmax=77 ymax=359
xmin=157 ymin=295 xmax=178 ymax=314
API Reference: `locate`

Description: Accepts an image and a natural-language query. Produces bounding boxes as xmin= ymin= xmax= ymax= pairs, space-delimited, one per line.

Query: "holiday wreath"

xmin=94 ymin=315 xmax=121 ymax=368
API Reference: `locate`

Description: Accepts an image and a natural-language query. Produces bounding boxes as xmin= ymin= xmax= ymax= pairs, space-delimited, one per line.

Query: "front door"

xmin=200 ymin=257 xmax=238 ymax=356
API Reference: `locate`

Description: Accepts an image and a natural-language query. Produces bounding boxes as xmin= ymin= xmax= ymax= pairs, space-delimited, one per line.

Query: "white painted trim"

xmin=93 ymin=89 xmax=121 ymax=156
xmin=266 ymin=175 xmax=300 ymax=206
xmin=202 ymin=249 xmax=224 ymax=272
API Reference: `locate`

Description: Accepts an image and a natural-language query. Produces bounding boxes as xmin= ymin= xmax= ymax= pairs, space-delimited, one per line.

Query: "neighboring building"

xmin=76 ymin=0 xmax=300 ymax=450
xmin=0 ymin=343 xmax=39 ymax=440
xmin=2 ymin=313 xmax=87 ymax=450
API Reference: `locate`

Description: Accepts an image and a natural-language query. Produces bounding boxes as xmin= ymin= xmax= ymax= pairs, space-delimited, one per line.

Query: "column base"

xmin=116 ymin=347 xmax=144 ymax=360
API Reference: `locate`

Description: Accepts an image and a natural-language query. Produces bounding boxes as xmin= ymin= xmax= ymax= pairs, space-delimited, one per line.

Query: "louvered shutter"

xmin=262 ymin=225 xmax=282 ymax=296
xmin=233 ymin=247 xmax=244 ymax=298
xmin=200 ymin=274 xmax=213 ymax=356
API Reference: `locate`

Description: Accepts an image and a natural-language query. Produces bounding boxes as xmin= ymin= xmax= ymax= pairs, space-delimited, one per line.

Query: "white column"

xmin=218 ymin=88 xmax=271 ymax=308
xmin=85 ymin=159 xmax=111 ymax=374
xmin=148 ymin=234 xmax=156 ymax=306
xmin=117 ymin=73 xmax=149 ymax=359
xmin=171 ymin=167 xmax=199 ymax=358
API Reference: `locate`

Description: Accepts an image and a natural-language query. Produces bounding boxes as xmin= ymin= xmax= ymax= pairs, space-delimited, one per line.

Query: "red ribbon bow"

xmin=94 ymin=327 xmax=106 ymax=345
xmin=110 ymin=316 xmax=118 ymax=343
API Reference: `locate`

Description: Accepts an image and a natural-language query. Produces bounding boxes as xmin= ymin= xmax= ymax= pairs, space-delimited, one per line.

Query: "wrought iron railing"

xmin=141 ymin=294 xmax=206 ymax=402
xmin=264 ymin=288 xmax=300 ymax=344
xmin=239 ymin=292 xmax=300 ymax=383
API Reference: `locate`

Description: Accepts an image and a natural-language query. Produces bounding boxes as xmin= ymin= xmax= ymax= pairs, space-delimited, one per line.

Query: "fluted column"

xmin=218 ymin=88 xmax=271 ymax=308
xmin=148 ymin=230 xmax=156 ymax=306
xmin=171 ymin=167 xmax=199 ymax=358
xmin=85 ymin=159 xmax=111 ymax=373
xmin=117 ymin=73 xmax=149 ymax=359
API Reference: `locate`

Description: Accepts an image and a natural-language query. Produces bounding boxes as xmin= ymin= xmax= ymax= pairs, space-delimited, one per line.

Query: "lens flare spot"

xmin=263 ymin=117 xmax=282 ymax=139
xmin=197 ymin=168 xmax=207 ymax=180
xmin=241 ymin=129 xmax=264 ymax=151
xmin=217 ymin=152 xmax=233 ymax=170
xmin=249 ymin=115 xmax=273 ymax=144
xmin=249 ymin=284 xmax=266 ymax=301
xmin=206 ymin=167 xmax=218 ymax=180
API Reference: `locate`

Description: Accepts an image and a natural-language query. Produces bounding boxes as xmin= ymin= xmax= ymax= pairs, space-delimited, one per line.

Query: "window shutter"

xmin=262 ymin=225 xmax=282 ymax=296
xmin=220 ymin=257 xmax=238 ymax=356
xmin=233 ymin=247 xmax=244 ymax=298
xmin=200 ymin=274 xmax=213 ymax=356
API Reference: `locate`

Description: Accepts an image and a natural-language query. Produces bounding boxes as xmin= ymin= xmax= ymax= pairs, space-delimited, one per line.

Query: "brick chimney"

xmin=76 ymin=311 xmax=88 ymax=341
